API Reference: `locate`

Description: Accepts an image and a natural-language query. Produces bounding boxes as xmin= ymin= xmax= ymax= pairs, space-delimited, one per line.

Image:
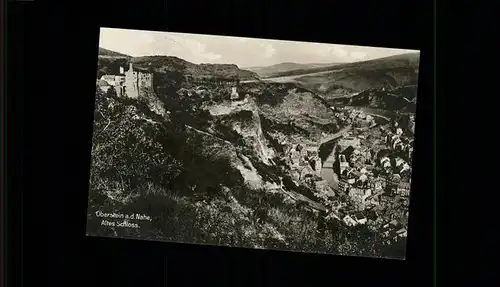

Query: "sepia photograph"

xmin=86 ymin=27 xmax=420 ymax=260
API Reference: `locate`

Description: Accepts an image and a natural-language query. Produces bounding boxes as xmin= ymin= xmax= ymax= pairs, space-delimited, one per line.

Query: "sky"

xmin=99 ymin=27 xmax=419 ymax=68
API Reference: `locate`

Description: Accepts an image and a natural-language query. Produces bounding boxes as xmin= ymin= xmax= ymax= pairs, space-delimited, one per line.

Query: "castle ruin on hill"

xmin=101 ymin=63 xmax=154 ymax=99
xmin=123 ymin=63 xmax=154 ymax=99
xmin=100 ymin=62 xmax=241 ymax=101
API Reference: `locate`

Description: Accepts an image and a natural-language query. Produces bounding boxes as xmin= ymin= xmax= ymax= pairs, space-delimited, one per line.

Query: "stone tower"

xmin=124 ymin=63 xmax=154 ymax=99
xmin=230 ymin=86 xmax=239 ymax=100
xmin=125 ymin=63 xmax=139 ymax=99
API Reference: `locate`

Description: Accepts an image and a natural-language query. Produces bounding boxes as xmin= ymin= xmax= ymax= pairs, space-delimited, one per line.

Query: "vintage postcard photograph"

xmin=87 ymin=27 xmax=420 ymax=259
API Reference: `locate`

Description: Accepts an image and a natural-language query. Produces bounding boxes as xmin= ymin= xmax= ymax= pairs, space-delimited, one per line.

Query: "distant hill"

xmin=246 ymin=62 xmax=341 ymax=78
xmin=291 ymin=52 xmax=420 ymax=98
xmin=267 ymin=53 xmax=420 ymax=79
xmin=98 ymin=47 xmax=131 ymax=58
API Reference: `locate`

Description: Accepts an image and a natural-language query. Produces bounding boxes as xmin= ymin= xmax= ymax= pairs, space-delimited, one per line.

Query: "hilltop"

xmin=246 ymin=62 xmax=341 ymax=78
xmin=291 ymin=52 xmax=420 ymax=99
xmin=131 ymin=56 xmax=259 ymax=81
xmin=98 ymin=47 xmax=132 ymax=58
xmin=96 ymin=49 xmax=259 ymax=81
xmin=268 ymin=53 xmax=420 ymax=79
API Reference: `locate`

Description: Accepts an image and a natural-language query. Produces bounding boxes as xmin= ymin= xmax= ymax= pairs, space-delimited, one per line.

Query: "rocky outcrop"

xmin=208 ymin=97 xmax=275 ymax=165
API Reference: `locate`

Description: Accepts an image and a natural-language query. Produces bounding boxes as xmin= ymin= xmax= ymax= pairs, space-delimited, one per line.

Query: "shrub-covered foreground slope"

xmin=88 ymin=55 xmax=406 ymax=258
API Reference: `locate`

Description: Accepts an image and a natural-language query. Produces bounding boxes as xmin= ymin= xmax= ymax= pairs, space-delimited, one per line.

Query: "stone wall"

xmin=124 ymin=63 xmax=154 ymax=99
xmin=125 ymin=67 xmax=139 ymax=99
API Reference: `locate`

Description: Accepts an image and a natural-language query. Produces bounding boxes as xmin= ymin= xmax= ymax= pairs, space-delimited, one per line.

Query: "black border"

xmin=6 ymin=3 xmax=27 ymax=287
xmin=16 ymin=0 xmax=436 ymax=286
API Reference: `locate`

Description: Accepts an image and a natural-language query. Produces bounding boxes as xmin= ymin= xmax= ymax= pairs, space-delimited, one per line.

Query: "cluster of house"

xmin=379 ymin=156 xmax=412 ymax=179
xmin=337 ymin=134 xmax=376 ymax=179
xmin=287 ymin=144 xmax=322 ymax=175
xmin=277 ymin=119 xmax=410 ymax=241
xmin=381 ymin=124 xmax=414 ymax=163
xmin=323 ymin=197 xmax=408 ymax=241
xmin=322 ymin=191 xmax=408 ymax=241
xmin=285 ymin=143 xmax=336 ymax=196
xmin=336 ymin=148 xmax=411 ymax=199
xmin=334 ymin=108 xmax=375 ymax=128
xmin=317 ymin=120 xmax=411 ymax=240
xmin=378 ymin=219 xmax=408 ymax=242
xmin=336 ymin=203 xmax=408 ymax=242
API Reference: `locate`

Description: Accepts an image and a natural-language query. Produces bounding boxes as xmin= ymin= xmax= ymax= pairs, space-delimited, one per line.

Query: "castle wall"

xmin=125 ymin=69 xmax=139 ymax=99
xmin=115 ymin=86 xmax=124 ymax=97
xmin=124 ymin=63 xmax=154 ymax=99
xmin=138 ymin=72 xmax=153 ymax=88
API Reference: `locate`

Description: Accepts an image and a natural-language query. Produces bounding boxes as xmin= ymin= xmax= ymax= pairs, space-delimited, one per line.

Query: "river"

xmin=319 ymin=126 xmax=352 ymax=189
xmin=320 ymin=145 xmax=340 ymax=189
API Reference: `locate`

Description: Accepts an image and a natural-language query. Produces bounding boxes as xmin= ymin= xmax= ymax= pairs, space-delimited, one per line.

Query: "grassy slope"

xmin=98 ymin=47 xmax=132 ymax=58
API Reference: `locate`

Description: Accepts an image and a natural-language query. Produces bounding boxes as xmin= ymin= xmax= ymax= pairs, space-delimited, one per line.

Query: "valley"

xmin=89 ymin=47 xmax=418 ymax=258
